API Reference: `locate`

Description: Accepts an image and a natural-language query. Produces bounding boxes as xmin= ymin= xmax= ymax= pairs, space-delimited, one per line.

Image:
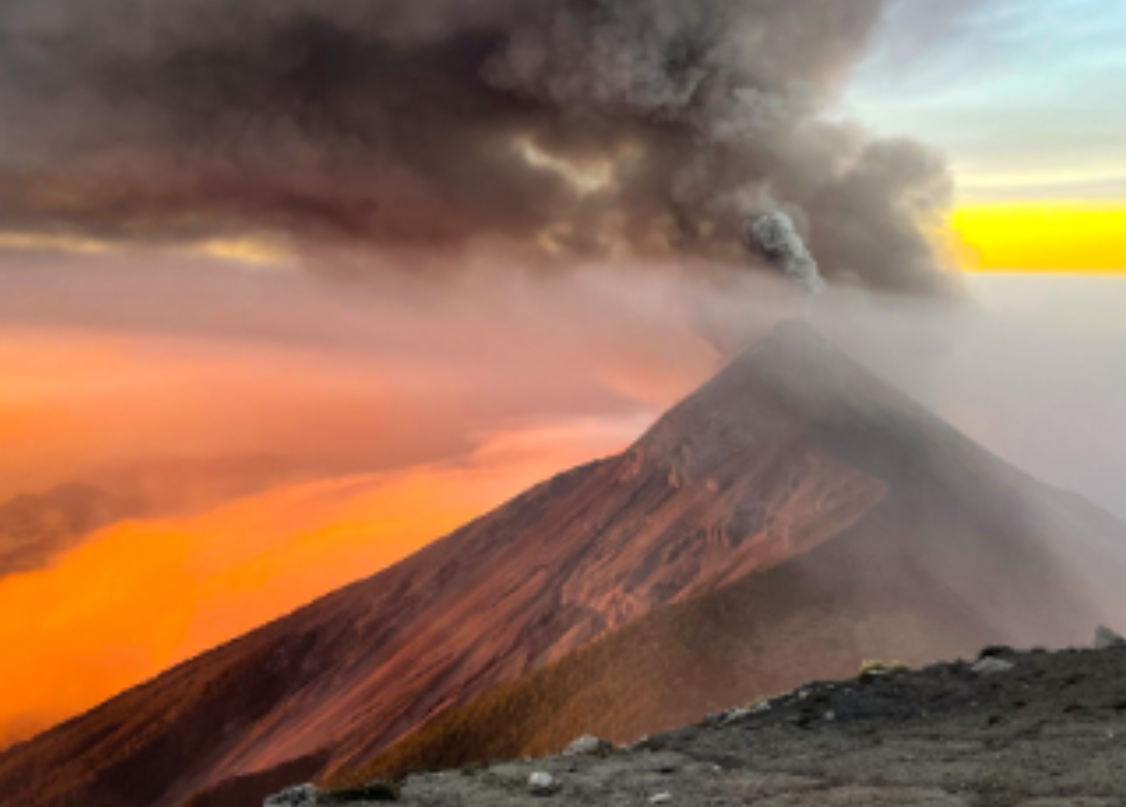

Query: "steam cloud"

xmin=0 ymin=0 xmax=958 ymax=294
xmin=746 ymin=212 xmax=826 ymax=294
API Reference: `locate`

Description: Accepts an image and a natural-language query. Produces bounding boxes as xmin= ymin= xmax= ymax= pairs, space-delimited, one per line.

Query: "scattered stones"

xmin=264 ymin=784 xmax=319 ymax=807
xmin=300 ymin=645 xmax=1126 ymax=806
xmin=528 ymin=771 xmax=558 ymax=796
xmin=1095 ymin=626 xmax=1126 ymax=650
xmin=563 ymin=735 xmax=612 ymax=756
xmin=972 ymin=657 xmax=1015 ymax=676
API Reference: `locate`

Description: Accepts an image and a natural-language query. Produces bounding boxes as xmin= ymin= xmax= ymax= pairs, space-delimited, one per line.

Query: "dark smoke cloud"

xmin=0 ymin=0 xmax=961 ymax=294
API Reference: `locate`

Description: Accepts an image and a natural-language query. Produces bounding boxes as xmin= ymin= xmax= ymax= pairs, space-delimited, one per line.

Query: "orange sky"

xmin=0 ymin=422 xmax=635 ymax=748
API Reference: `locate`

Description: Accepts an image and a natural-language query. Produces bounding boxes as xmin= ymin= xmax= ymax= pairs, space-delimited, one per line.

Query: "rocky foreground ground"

xmin=272 ymin=634 xmax=1126 ymax=807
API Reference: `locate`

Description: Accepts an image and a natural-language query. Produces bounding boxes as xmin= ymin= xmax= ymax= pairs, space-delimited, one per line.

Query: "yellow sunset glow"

xmin=951 ymin=204 xmax=1126 ymax=274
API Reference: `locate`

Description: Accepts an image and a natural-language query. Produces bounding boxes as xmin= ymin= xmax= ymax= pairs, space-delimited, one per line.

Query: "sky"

xmin=1 ymin=0 xmax=1125 ymax=752
xmin=848 ymin=0 xmax=1126 ymax=271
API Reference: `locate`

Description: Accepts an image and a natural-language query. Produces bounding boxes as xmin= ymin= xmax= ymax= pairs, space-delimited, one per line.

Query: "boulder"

xmin=563 ymin=735 xmax=612 ymax=756
xmin=1095 ymin=626 xmax=1126 ymax=650
xmin=528 ymin=771 xmax=558 ymax=797
xmin=978 ymin=645 xmax=1015 ymax=660
xmin=972 ymin=657 xmax=1015 ymax=676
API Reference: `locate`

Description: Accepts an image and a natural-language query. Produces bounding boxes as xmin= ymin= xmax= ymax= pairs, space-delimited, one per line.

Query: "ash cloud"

xmin=0 ymin=0 xmax=962 ymax=294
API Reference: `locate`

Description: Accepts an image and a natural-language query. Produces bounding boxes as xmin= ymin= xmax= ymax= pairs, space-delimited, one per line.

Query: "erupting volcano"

xmin=3 ymin=321 xmax=1124 ymax=807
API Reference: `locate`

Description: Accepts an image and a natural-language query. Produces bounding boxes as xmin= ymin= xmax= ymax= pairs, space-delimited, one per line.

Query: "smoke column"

xmin=0 ymin=0 xmax=959 ymax=294
xmin=746 ymin=212 xmax=826 ymax=294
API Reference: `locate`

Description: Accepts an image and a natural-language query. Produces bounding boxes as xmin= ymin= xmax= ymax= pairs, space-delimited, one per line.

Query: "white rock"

xmin=1096 ymin=625 xmax=1126 ymax=649
xmin=650 ymin=794 xmax=673 ymax=804
xmin=264 ymin=784 xmax=319 ymax=807
xmin=528 ymin=771 xmax=558 ymax=796
xmin=748 ymin=700 xmax=773 ymax=715
xmin=563 ymin=735 xmax=610 ymax=756
xmin=972 ymin=657 xmax=1015 ymax=676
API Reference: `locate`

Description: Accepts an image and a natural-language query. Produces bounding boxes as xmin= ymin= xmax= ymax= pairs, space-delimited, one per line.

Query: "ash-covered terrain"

xmin=276 ymin=632 xmax=1126 ymax=807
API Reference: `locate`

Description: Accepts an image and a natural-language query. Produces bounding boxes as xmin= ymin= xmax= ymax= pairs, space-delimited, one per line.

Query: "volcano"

xmin=2 ymin=321 xmax=1124 ymax=807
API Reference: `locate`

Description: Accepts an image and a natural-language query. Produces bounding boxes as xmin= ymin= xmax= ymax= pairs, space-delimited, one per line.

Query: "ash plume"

xmin=0 ymin=0 xmax=962 ymax=294
xmin=746 ymin=212 xmax=826 ymax=294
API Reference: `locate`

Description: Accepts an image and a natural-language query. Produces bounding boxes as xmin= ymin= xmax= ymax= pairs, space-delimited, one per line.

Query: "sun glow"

xmin=952 ymin=203 xmax=1126 ymax=274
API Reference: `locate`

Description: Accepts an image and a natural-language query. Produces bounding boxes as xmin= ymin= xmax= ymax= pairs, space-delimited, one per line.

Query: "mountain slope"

xmin=338 ymin=328 xmax=1126 ymax=780
xmin=2 ymin=322 xmax=1124 ymax=807
xmin=0 ymin=323 xmax=882 ymax=807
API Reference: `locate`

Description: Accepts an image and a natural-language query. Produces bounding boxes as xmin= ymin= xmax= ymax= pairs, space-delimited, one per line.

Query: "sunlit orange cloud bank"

xmin=952 ymin=204 xmax=1126 ymax=273
xmin=0 ymin=253 xmax=729 ymax=496
xmin=0 ymin=417 xmax=639 ymax=748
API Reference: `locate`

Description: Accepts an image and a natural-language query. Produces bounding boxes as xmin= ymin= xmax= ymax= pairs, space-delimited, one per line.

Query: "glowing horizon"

xmin=951 ymin=203 xmax=1126 ymax=274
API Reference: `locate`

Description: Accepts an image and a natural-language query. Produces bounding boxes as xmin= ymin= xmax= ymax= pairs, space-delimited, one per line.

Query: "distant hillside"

xmin=0 ymin=454 xmax=329 ymax=579
xmin=0 ymin=483 xmax=129 ymax=579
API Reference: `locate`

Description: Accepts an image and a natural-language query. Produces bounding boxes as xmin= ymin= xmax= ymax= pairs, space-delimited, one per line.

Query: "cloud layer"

xmin=0 ymin=0 xmax=957 ymax=293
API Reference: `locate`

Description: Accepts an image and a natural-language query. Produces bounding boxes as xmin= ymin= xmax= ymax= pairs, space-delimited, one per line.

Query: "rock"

xmin=650 ymin=793 xmax=673 ymax=804
xmin=1095 ymin=626 xmax=1126 ymax=650
xmin=749 ymin=699 xmax=773 ymax=715
xmin=563 ymin=735 xmax=612 ymax=756
xmin=859 ymin=660 xmax=907 ymax=679
xmin=528 ymin=771 xmax=558 ymax=796
xmin=320 ymin=782 xmax=401 ymax=803
xmin=979 ymin=645 xmax=1015 ymax=659
xmin=264 ymin=784 xmax=320 ymax=807
xmin=972 ymin=657 xmax=1015 ymax=676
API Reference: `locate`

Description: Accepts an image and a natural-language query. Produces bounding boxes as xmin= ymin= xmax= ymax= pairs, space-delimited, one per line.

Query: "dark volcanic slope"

xmin=368 ymin=643 xmax=1126 ymax=807
xmin=3 ymin=322 xmax=1125 ymax=807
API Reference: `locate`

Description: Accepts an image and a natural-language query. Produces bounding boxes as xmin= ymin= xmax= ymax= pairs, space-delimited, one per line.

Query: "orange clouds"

xmin=952 ymin=204 xmax=1126 ymax=273
xmin=0 ymin=419 xmax=634 ymax=749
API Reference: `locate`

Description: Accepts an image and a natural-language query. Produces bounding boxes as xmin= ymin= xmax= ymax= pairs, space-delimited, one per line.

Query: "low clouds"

xmin=0 ymin=0 xmax=962 ymax=294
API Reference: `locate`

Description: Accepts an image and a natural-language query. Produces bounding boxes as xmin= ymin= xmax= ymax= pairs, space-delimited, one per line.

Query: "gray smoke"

xmin=746 ymin=212 xmax=826 ymax=294
xmin=0 ymin=0 xmax=965 ymax=295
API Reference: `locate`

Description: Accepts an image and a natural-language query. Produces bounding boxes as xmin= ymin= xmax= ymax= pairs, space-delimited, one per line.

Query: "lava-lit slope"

xmin=0 ymin=324 xmax=883 ymax=807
